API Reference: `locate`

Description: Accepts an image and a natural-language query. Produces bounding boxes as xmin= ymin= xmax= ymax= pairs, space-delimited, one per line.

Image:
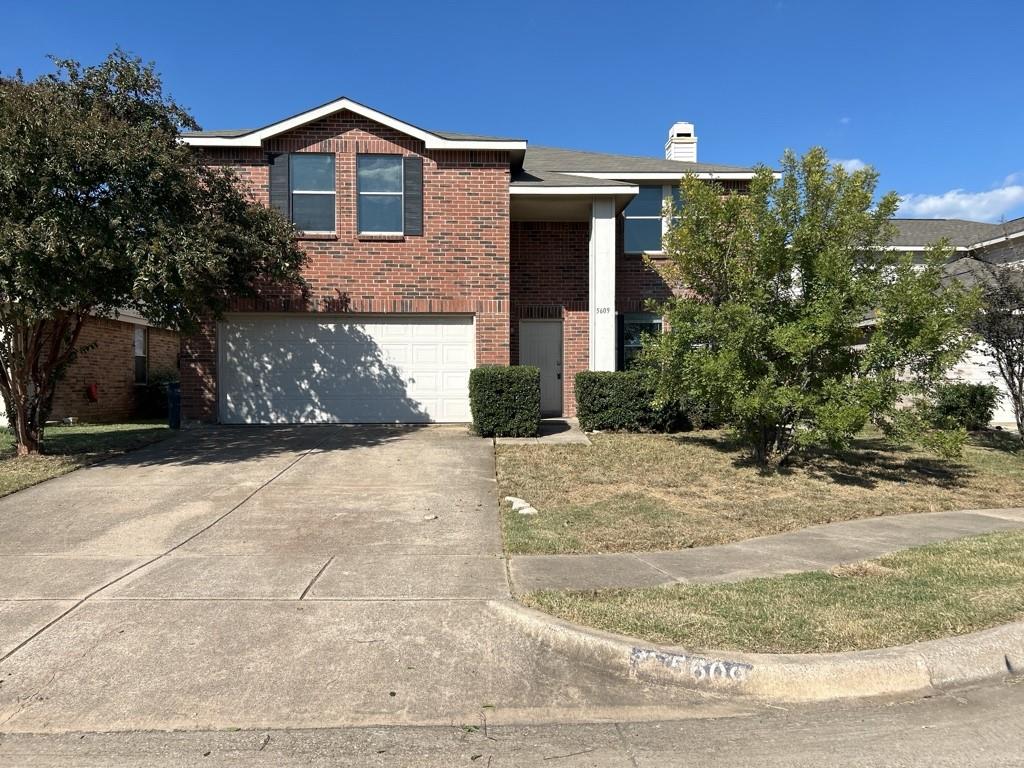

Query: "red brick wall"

xmin=48 ymin=318 xmax=179 ymax=423
xmin=181 ymin=112 xmax=511 ymax=422
xmin=510 ymin=221 xmax=590 ymax=416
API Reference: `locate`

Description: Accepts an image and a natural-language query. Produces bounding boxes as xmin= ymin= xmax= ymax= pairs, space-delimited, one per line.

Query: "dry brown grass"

xmin=0 ymin=422 xmax=170 ymax=497
xmin=522 ymin=531 xmax=1024 ymax=653
xmin=498 ymin=429 xmax=1024 ymax=554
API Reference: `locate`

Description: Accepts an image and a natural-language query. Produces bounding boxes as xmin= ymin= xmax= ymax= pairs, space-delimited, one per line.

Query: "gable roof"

xmin=890 ymin=217 xmax=1024 ymax=252
xmin=179 ymin=97 xmax=527 ymax=152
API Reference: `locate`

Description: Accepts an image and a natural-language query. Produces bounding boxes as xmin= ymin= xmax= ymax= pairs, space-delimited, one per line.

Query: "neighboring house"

xmin=0 ymin=314 xmax=179 ymax=428
xmin=179 ymin=98 xmax=757 ymax=423
xmin=893 ymin=216 xmax=1024 ymax=428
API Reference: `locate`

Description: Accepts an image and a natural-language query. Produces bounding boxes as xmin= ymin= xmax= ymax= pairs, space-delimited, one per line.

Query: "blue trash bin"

xmin=167 ymin=382 xmax=182 ymax=430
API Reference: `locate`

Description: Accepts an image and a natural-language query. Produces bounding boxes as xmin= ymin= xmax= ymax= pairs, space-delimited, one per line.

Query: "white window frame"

xmin=357 ymin=154 xmax=404 ymax=235
xmin=290 ymin=153 xmax=336 ymax=234
xmin=623 ymin=185 xmax=676 ymax=255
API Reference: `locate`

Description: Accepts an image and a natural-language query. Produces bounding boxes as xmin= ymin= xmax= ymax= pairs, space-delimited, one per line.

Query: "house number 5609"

xmin=595 ymin=307 xmax=612 ymax=314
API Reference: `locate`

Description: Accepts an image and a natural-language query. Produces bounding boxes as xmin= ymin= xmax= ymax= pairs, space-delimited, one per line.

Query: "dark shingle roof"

xmin=510 ymin=169 xmax=636 ymax=188
xmin=180 ymin=128 xmax=256 ymax=138
xmin=429 ymin=129 xmax=525 ymax=142
xmin=891 ymin=217 xmax=1024 ymax=250
xmin=889 ymin=218 xmax=1000 ymax=248
xmin=523 ymin=146 xmax=754 ymax=175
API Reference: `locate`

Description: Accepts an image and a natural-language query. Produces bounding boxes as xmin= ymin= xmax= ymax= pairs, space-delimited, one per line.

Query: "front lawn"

xmin=0 ymin=421 xmax=171 ymax=497
xmin=522 ymin=531 xmax=1024 ymax=653
xmin=498 ymin=430 xmax=1024 ymax=554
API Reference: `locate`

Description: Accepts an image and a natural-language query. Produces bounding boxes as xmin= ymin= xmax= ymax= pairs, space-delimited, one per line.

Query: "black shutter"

xmin=403 ymin=156 xmax=423 ymax=236
xmin=616 ymin=313 xmax=625 ymax=371
xmin=268 ymin=153 xmax=291 ymax=221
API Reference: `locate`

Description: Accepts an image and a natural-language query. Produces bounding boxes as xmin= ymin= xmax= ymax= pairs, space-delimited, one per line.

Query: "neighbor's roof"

xmin=891 ymin=217 xmax=1024 ymax=250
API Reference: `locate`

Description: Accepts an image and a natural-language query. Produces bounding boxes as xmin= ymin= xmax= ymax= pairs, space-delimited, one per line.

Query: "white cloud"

xmin=898 ymin=178 xmax=1024 ymax=222
xmin=836 ymin=158 xmax=867 ymax=173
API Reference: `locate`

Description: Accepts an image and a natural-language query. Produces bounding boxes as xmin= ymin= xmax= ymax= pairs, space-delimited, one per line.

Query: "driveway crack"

xmin=299 ymin=556 xmax=335 ymax=600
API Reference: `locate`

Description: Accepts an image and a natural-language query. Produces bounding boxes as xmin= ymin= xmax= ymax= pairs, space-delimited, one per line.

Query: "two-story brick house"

xmin=179 ymin=98 xmax=757 ymax=424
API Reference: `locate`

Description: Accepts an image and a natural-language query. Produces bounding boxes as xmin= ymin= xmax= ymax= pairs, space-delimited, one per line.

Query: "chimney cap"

xmin=669 ymin=121 xmax=696 ymax=139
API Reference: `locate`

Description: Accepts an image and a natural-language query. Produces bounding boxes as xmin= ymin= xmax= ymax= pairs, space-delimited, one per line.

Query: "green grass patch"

xmin=0 ymin=421 xmax=171 ymax=497
xmin=521 ymin=531 xmax=1024 ymax=653
xmin=498 ymin=430 xmax=1024 ymax=554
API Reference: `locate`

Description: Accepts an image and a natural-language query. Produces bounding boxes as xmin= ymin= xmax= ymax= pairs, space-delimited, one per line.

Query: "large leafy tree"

xmin=645 ymin=147 xmax=979 ymax=468
xmin=0 ymin=51 xmax=305 ymax=454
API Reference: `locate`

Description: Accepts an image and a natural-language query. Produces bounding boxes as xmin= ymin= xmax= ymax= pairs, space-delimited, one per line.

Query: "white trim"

xmin=569 ymin=171 xmax=762 ymax=181
xmin=181 ymin=97 xmax=528 ymax=151
xmin=971 ymin=228 xmax=1024 ymax=250
xmin=887 ymin=245 xmax=970 ymax=252
xmin=509 ymin=184 xmax=639 ymax=196
xmin=589 ymin=198 xmax=617 ymax=372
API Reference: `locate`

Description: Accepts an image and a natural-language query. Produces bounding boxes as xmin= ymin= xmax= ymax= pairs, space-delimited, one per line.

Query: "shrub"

xmin=135 ymin=368 xmax=180 ymax=418
xmin=469 ymin=366 xmax=541 ymax=437
xmin=933 ymin=382 xmax=1001 ymax=431
xmin=575 ymin=370 xmax=694 ymax=432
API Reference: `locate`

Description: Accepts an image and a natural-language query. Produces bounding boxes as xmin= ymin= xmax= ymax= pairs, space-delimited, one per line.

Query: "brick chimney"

xmin=665 ymin=121 xmax=697 ymax=163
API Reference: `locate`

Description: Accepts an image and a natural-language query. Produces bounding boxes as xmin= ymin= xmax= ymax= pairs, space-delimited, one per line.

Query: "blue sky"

xmin=4 ymin=0 xmax=1023 ymax=222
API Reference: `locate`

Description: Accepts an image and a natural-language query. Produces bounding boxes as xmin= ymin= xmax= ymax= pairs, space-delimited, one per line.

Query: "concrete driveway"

xmin=0 ymin=426 xmax=744 ymax=734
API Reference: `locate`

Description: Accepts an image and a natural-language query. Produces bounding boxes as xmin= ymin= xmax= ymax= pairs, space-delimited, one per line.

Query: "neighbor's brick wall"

xmin=181 ymin=112 xmax=511 ymax=422
xmin=49 ymin=319 xmax=179 ymax=423
xmin=510 ymin=221 xmax=590 ymax=416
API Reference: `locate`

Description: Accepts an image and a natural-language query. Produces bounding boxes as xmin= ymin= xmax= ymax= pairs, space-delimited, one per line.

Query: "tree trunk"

xmin=13 ymin=414 xmax=42 ymax=456
xmin=0 ymin=312 xmax=89 ymax=456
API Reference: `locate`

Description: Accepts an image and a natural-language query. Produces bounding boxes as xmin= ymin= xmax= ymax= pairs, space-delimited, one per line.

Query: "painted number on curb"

xmin=629 ymin=648 xmax=753 ymax=683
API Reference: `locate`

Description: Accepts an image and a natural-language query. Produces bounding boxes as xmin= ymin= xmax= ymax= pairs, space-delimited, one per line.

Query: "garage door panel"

xmin=219 ymin=315 xmax=474 ymax=424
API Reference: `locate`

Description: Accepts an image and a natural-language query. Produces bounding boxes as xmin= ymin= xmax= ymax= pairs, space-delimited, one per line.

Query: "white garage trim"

xmin=217 ymin=313 xmax=475 ymax=425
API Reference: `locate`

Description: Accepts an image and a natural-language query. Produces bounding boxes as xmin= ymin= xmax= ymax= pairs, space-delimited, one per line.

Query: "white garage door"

xmin=218 ymin=315 xmax=474 ymax=424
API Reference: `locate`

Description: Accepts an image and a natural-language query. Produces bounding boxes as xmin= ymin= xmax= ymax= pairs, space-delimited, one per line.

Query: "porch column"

xmin=588 ymin=197 xmax=617 ymax=370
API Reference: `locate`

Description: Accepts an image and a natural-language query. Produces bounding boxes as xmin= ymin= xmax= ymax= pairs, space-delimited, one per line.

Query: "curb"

xmin=489 ymin=601 xmax=1024 ymax=703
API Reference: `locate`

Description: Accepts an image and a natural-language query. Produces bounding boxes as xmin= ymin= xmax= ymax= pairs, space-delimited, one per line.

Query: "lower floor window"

xmin=133 ymin=325 xmax=148 ymax=384
xmin=619 ymin=312 xmax=663 ymax=369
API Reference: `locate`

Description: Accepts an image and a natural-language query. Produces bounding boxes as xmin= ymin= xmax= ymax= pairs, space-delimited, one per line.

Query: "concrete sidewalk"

xmin=508 ymin=508 xmax=1024 ymax=592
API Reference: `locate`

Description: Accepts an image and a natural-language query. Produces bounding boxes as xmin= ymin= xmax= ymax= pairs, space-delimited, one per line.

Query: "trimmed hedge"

xmin=575 ymin=370 xmax=692 ymax=432
xmin=934 ymin=382 xmax=1001 ymax=431
xmin=469 ymin=365 xmax=541 ymax=437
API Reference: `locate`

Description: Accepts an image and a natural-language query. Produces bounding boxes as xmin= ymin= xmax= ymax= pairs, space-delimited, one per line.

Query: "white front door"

xmin=218 ymin=314 xmax=475 ymax=424
xmin=519 ymin=320 xmax=563 ymax=416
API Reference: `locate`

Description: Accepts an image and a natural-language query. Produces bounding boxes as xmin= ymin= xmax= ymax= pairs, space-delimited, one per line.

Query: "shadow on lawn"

xmin=969 ymin=428 xmax=1023 ymax=455
xmin=671 ymin=430 xmax=973 ymax=490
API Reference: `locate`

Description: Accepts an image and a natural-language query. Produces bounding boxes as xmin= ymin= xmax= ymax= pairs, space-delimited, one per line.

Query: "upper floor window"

xmin=622 ymin=186 xmax=683 ymax=254
xmin=357 ymin=155 xmax=404 ymax=234
xmin=623 ymin=186 xmax=665 ymax=253
xmin=290 ymin=154 xmax=336 ymax=232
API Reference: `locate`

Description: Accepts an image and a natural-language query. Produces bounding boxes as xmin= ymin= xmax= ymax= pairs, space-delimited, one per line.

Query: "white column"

xmin=588 ymin=197 xmax=617 ymax=371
